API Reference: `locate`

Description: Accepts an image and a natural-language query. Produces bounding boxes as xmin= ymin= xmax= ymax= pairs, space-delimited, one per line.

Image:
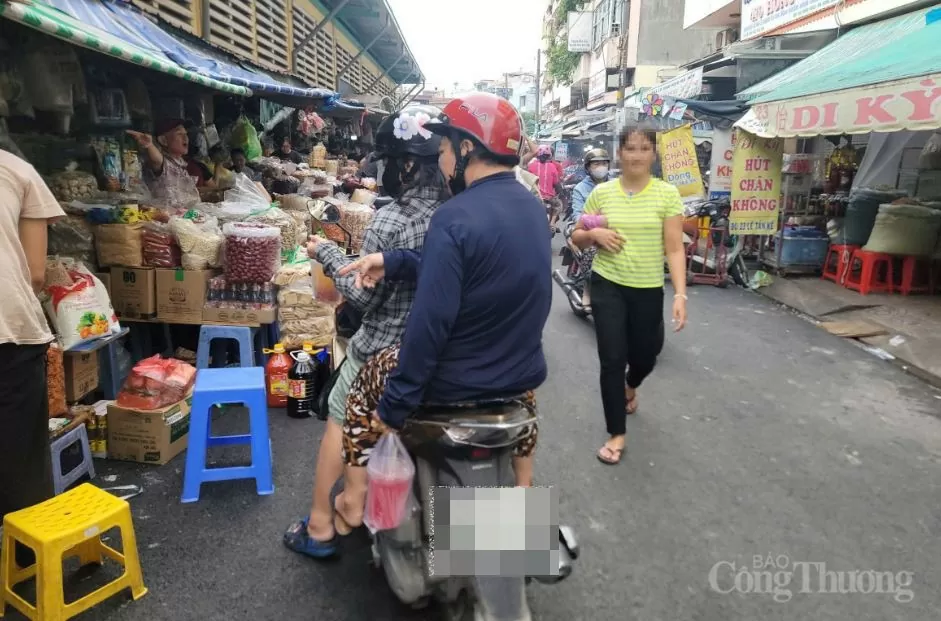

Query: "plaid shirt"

xmin=315 ymin=187 xmax=442 ymax=361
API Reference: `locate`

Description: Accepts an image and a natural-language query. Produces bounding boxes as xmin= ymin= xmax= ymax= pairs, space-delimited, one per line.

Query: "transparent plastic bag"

xmin=116 ymin=355 xmax=196 ymax=410
xmin=142 ymin=221 xmax=181 ymax=268
xmin=224 ymin=172 xmax=271 ymax=210
xmin=365 ymin=431 xmax=415 ymax=532
xmin=170 ymin=213 xmax=223 ymax=269
xmin=48 ymin=214 xmax=96 ymax=268
xmin=222 ymin=222 xmax=281 ymax=283
xmin=246 ymin=205 xmax=297 ymax=258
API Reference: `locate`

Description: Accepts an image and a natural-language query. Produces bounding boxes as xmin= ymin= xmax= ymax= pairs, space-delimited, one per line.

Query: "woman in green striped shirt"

xmin=571 ymin=125 xmax=689 ymax=465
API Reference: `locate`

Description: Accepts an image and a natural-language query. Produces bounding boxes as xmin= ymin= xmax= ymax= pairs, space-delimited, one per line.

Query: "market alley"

xmin=24 ymin=249 xmax=941 ymax=621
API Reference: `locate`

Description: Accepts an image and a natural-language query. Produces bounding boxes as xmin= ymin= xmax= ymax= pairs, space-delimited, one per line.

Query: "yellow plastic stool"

xmin=0 ymin=483 xmax=147 ymax=620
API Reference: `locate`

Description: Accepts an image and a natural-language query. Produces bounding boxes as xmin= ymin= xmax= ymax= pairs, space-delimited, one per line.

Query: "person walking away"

xmin=565 ymin=148 xmax=611 ymax=307
xmin=331 ymin=92 xmax=550 ymax=528
xmin=282 ymin=105 xmax=449 ymax=559
xmin=528 ymin=145 xmax=564 ymax=231
xmin=0 ymin=150 xmax=66 ymax=565
xmin=570 ymin=125 xmax=688 ymax=465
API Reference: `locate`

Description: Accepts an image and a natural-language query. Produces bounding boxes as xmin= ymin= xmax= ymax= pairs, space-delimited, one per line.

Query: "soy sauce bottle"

xmin=287 ymin=351 xmax=316 ymax=419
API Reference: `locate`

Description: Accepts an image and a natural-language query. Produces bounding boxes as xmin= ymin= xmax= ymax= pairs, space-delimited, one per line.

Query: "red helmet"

xmin=427 ymin=92 xmax=523 ymax=157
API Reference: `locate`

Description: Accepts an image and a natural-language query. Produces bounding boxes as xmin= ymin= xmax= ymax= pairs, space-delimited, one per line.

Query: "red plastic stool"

xmin=822 ymin=244 xmax=859 ymax=283
xmin=843 ymin=249 xmax=894 ymax=295
xmin=897 ymin=256 xmax=932 ymax=295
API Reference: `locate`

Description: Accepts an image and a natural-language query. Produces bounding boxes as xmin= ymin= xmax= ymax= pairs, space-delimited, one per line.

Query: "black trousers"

xmin=0 ymin=343 xmax=53 ymax=564
xmin=590 ymin=273 xmax=665 ymax=436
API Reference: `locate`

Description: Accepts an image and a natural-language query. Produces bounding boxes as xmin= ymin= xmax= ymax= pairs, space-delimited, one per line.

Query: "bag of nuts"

xmin=222 ymin=222 xmax=281 ymax=283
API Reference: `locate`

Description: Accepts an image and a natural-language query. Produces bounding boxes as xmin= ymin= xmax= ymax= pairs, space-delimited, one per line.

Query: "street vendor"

xmin=127 ymin=119 xmax=213 ymax=198
xmin=277 ymin=137 xmax=304 ymax=165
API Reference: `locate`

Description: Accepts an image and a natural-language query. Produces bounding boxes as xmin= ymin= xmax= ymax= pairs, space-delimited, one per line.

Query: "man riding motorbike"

xmin=528 ymin=145 xmax=564 ymax=232
xmin=561 ymin=148 xmax=611 ymax=309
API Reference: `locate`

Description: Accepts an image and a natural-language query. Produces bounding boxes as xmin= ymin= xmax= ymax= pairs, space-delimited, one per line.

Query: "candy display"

xmin=223 ymin=222 xmax=281 ymax=283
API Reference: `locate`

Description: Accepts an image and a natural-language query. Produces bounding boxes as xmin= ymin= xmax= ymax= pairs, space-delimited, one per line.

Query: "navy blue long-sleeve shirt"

xmin=377 ymin=171 xmax=552 ymax=428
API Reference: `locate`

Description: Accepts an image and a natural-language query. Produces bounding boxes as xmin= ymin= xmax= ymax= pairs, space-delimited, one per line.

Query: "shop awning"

xmin=42 ymin=0 xmax=339 ymax=104
xmin=735 ymin=5 xmax=941 ymax=137
xmin=0 ymin=0 xmax=250 ymax=96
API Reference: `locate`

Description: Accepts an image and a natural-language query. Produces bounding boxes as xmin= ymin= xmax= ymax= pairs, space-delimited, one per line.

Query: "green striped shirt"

xmin=584 ymin=178 xmax=684 ymax=288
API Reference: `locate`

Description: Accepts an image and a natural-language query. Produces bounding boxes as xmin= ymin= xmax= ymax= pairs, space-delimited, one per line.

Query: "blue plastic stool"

xmin=51 ymin=423 xmax=96 ymax=495
xmin=196 ymin=325 xmax=258 ymax=369
xmin=181 ymin=367 xmax=274 ymax=503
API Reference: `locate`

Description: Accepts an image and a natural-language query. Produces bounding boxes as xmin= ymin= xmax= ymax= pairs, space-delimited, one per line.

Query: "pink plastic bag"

xmin=365 ymin=431 xmax=415 ymax=531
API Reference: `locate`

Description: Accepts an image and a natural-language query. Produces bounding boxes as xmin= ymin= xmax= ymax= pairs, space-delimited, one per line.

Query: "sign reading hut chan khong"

xmin=737 ymin=74 xmax=941 ymax=138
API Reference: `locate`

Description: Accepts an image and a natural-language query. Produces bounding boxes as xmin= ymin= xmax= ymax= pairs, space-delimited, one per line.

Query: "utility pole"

xmin=534 ymin=50 xmax=541 ymax=138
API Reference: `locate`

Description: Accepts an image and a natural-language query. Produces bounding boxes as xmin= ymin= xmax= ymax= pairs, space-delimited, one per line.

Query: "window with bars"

xmin=254 ymin=0 xmax=289 ymax=71
xmin=131 ymin=0 xmax=196 ymax=34
xmin=207 ymin=0 xmax=255 ymax=60
xmin=591 ymin=0 xmax=625 ymax=49
xmin=292 ymin=8 xmax=336 ymax=89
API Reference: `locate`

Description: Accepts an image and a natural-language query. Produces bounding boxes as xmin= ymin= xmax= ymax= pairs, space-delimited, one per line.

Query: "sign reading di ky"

xmin=657 ymin=126 xmax=705 ymax=198
xmin=730 ymin=129 xmax=783 ymax=235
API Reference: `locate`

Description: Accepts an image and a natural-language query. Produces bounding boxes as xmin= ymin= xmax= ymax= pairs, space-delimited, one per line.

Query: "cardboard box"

xmin=156 ymin=269 xmax=215 ymax=324
xmin=64 ymin=350 xmax=99 ymax=401
xmin=96 ymin=272 xmax=112 ymax=299
xmin=202 ymin=306 xmax=276 ymax=326
xmin=107 ymin=396 xmax=192 ymax=465
xmin=110 ymin=267 xmax=156 ymax=319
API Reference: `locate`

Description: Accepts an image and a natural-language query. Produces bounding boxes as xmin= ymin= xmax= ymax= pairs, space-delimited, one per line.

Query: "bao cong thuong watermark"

xmin=709 ymin=554 xmax=914 ymax=603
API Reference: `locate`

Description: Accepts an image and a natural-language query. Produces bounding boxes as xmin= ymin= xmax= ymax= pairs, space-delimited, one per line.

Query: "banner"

xmin=649 ymin=67 xmax=704 ymax=100
xmin=741 ymin=0 xmax=840 ymax=40
xmin=657 ymin=126 xmax=705 ymax=198
xmin=708 ymin=128 xmax=734 ymax=199
xmin=567 ymin=12 xmax=592 ymax=53
xmin=729 ymin=129 xmax=783 ymax=235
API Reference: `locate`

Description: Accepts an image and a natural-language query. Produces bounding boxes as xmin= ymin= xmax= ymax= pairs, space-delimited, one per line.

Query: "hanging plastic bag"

xmin=230 ymin=116 xmax=262 ymax=161
xmin=224 ymin=171 xmax=271 ymax=210
xmin=365 ymin=431 xmax=415 ymax=532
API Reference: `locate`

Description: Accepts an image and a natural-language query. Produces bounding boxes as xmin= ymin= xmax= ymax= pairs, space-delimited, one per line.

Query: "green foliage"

xmin=544 ymin=0 xmax=583 ymax=86
xmin=522 ymin=111 xmax=537 ymax=136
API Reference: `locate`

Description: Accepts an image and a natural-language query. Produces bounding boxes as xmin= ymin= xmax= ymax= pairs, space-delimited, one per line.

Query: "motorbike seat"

xmin=412 ymin=395 xmax=532 ymax=423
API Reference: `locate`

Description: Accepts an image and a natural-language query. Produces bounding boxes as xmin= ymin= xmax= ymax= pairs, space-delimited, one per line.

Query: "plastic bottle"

xmin=287 ymin=350 xmax=317 ymax=419
xmin=263 ymin=343 xmax=292 ymax=408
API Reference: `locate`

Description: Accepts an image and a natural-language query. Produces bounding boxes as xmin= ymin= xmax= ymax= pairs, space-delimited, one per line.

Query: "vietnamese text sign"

xmin=741 ymin=0 xmax=840 ymax=40
xmin=709 ymin=128 xmax=734 ymax=199
xmin=730 ymin=129 xmax=783 ymax=234
xmin=650 ymin=67 xmax=704 ymax=100
xmin=567 ymin=12 xmax=592 ymax=53
xmin=657 ymin=126 xmax=705 ymax=198
xmin=734 ymin=73 xmax=941 ymax=138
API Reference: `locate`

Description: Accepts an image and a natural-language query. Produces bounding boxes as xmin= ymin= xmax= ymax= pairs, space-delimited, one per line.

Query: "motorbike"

xmin=682 ymin=196 xmax=749 ymax=288
xmin=371 ymin=398 xmax=579 ymax=621
xmin=553 ymin=232 xmax=592 ymax=319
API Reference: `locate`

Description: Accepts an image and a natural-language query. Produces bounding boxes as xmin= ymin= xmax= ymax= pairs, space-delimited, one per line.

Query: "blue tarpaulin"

xmin=43 ymin=0 xmax=349 ymax=104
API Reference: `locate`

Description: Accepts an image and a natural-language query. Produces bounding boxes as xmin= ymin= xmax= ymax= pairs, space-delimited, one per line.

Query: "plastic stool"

xmin=196 ymin=325 xmax=258 ymax=369
xmin=822 ymin=244 xmax=859 ymax=284
xmin=843 ymin=249 xmax=893 ymax=295
xmin=50 ymin=424 xmax=96 ymax=496
xmin=181 ymin=367 xmax=274 ymax=503
xmin=0 ymin=483 xmax=147 ymax=620
xmin=897 ymin=256 xmax=932 ymax=295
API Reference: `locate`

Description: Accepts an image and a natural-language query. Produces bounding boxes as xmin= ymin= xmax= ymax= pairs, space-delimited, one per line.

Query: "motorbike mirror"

xmin=308 ymin=199 xmax=341 ymax=224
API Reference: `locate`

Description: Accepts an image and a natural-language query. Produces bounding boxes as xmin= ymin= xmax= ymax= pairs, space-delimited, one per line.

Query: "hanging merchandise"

xmin=287 ymin=350 xmax=318 ymax=419
xmin=231 ymin=115 xmax=263 ymax=161
xmin=365 ymin=432 xmax=415 ymax=532
xmin=18 ymin=39 xmax=86 ymax=114
xmin=264 ymin=344 xmax=292 ymax=408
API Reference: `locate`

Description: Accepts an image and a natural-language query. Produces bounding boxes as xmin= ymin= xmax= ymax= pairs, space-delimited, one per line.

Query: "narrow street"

xmin=41 ymin=252 xmax=941 ymax=621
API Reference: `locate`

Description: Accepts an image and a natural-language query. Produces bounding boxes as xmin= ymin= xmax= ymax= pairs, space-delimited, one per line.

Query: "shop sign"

xmin=709 ymin=128 xmax=735 ymax=199
xmin=589 ymin=70 xmax=608 ymax=100
xmin=736 ymin=73 xmax=941 ymax=138
xmin=729 ymin=129 xmax=783 ymax=234
xmin=567 ymin=12 xmax=593 ymax=53
xmin=657 ymin=126 xmax=705 ymax=198
xmin=649 ymin=68 xmax=704 ymax=100
xmin=741 ymin=0 xmax=840 ymax=40
xmin=555 ymin=142 xmax=569 ymax=161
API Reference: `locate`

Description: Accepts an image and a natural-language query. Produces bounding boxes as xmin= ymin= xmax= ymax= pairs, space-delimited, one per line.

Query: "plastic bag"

xmin=246 ymin=205 xmax=297 ymax=258
xmin=863 ymin=203 xmax=941 ymax=257
xmin=223 ymin=222 xmax=281 ymax=283
xmin=224 ymin=172 xmax=271 ymax=209
xmin=43 ymin=259 xmax=121 ymax=350
xmin=95 ymin=223 xmax=144 ymax=267
xmin=46 ymin=343 xmax=68 ymax=417
xmin=170 ymin=213 xmax=224 ymax=269
xmin=340 ymin=203 xmax=375 ymax=255
xmin=365 ymin=432 xmax=415 ymax=531
xmin=142 ymin=221 xmax=182 ymax=268
xmin=116 ymin=355 xmax=196 ymax=410
xmin=230 ymin=116 xmax=262 ymax=161
xmin=48 ymin=214 xmax=97 ymax=268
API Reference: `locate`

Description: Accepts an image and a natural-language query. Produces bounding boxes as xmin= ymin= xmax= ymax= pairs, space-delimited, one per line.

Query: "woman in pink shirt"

xmin=528 ymin=145 xmax=565 ymax=231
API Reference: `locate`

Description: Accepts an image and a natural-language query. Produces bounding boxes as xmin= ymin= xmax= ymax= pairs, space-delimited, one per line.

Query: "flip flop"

xmin=596 ymin=445 xmax=624 ymax=465
xmin=283 ymin=517 xmax=338 ymax=559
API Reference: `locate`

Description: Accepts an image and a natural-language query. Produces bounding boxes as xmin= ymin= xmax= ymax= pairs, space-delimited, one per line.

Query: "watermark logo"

xmin=708 ymin=554 xmax=914 ymax=603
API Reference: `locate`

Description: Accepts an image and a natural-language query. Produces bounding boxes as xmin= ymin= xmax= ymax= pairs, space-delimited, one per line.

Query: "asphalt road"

xmin=11 ymin=257 xmax=941 ymax=621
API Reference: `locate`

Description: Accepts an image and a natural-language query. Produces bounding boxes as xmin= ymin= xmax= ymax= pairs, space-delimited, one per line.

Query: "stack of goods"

xmin=205 ymin=276 xmax=276 ymax=311
xmin=273 ymin=260 xmax=337 ymax=349
xmin=41 ymin=258 xmax=121 ymax=350
xmin=116 ymin=355 xmax=196 ymax=410
xmin=339 ymin=202 xmax=376 ymax=255
xmin=309 ymin=143 xmax=327 ymax=169
xmin=836 ymin=188 xmax=909 ymax=246
xmin=863 ymin=200 xmax=941 ymax=257
xmin=279 ymin=195 xmax=315 ymax=245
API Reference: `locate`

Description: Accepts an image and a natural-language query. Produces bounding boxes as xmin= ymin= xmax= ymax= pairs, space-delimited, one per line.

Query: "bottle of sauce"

xmin=264 ymin=343 xmax=291 ymax=407
xmin=287 ymin=350 xmax=316 ymax=419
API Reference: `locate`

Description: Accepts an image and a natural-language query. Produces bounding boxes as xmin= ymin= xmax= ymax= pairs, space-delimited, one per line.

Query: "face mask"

xmin=591 ymin=166 xmax=609 ymax=181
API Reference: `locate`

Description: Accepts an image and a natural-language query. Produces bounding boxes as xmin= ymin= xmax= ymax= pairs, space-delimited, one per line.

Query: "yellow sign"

xmin=657 ymin=125 xmax=704 ymax=198
xmin=730 ymin=129 xmax=783 ymax=235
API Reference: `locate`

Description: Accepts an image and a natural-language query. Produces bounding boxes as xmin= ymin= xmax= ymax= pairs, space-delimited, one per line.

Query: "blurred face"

xmin=160 ymin=126 xmax=188 ymax=157
xmin=438 ymin=136 xmax=457 ymax=180
xmin=281 ymin=140 xmax=292 ymax=154
xmin=619 ymin=131 xmax=656 ymax=178
xmin=232 ymin=152 xmax=246 ymax=171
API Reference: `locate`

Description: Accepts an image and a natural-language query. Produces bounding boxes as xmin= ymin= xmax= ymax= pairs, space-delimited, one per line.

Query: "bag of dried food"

xmin=142 ymin=221 xmax=182 ymax=268
xmin=340 ymin=202 xmax=375 ymax=255
xmin=48 ymin=213 xmax=97 ymax=269
xmin=46 ymin=343 xmax=68 ymax=417
xmin=223 ymin=222 xmax=281 ymax=283
xmin=43 ymin=258 xmax=121 ymax=350
xmin=246 ymin=205 xmax=297 ymax=259
xmin=48 ymin=169 xmax=98 ymax=202
xmin=170 ymin=212 xmax=224 ymax=270
xmin=117 ymin=355 xmax=196 ymax=410
xmin=95 ymin=222 xmax=144 ymax=267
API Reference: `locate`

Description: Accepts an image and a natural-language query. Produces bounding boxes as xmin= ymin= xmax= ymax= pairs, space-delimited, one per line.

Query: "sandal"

xmin=596 ymin=445 xmax=624 ymax=465
xmin=283 ymin=517 xmax=338 ymax=559
xmin=625 ymin=387 xmax=638 ymax=415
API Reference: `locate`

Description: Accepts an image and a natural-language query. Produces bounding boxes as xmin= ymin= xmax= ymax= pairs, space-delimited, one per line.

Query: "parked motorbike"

xmin=683 ymin=197 xmax=749 ymax=288
xmin=371 ymin=398 xmax=579 ymax=621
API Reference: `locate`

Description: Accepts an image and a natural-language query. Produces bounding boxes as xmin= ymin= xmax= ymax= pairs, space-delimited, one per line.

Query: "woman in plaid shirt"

xmin=284 ymin=105 xmax=449 ymax=559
